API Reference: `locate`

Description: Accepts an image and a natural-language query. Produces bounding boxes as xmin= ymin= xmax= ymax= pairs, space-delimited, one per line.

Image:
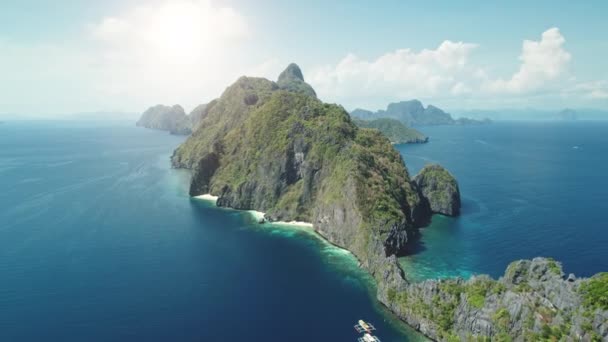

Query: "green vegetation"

xmin=172 ymin=64 xmax=428 ymax=272
xmin=579 ymin=272 xmax=608 ymax=310
xmin=413 ymin=164 xmax=461 ymax=216
xmin=463 ymin=277 xmax=499 ymax=309
xmin=387 ymin=288 xmax=397 ymax=302
xmin=276 ymin=63 xmax=316 ymax=98
xmin=352 ymin=118 xmax=428 ymax=144
xmin=493 ymin=308 xmax=511 ymax=330
xmin=494 ymin=332 xmax=512 ymax=342
xmin=514 ymin=281 xmax=532 ymax=293
xmin=546 ymin=258 xmax=561 ymax=276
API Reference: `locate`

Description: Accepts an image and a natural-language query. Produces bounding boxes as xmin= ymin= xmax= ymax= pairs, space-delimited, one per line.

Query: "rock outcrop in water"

xmin=414 ymin=164 xmax=461 ymax=216
xmin=137 ymin=103 xmax=208 ymax=135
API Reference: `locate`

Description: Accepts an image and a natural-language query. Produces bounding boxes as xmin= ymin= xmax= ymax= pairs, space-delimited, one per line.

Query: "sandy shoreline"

xmin=193 ymin=194 xmax=219 ymax=202
xmin=194 ymin=194 xmax=314 ymax=228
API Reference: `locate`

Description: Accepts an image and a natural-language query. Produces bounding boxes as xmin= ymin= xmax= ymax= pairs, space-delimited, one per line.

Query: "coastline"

xmin=194 ymin=194 xmax=314 ymax=228
xmin=191 ymin=193 xmax=429 ymax=340
xmin=191 ymin=192 xmax=608 ymax=341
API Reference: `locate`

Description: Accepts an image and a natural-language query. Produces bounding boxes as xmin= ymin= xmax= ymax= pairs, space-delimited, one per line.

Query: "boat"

xmin=354 ymin=319 xmax=376 ymax=333
xmin=357 ymin=333 xmax=381 ymax=342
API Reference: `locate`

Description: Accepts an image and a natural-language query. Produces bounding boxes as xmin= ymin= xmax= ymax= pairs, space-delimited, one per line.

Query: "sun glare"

xmin=144 ymin=3 xmax=205 ymax=62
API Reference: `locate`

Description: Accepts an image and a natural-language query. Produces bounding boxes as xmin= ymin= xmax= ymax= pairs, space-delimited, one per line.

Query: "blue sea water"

xmin=0 ymin=121 xmax=424 ymax=341
xmin=1 ymin=120 xmax=607 ymax=341
xmin=398 ymin=121 xmax=608 ymax=282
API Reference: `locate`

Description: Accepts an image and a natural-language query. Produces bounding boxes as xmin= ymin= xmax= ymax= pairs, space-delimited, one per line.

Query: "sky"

xmin=1 ymin=0 xmax=607 ymax=117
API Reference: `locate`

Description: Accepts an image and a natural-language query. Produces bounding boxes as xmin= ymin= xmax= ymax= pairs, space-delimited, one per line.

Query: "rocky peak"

xmin=503 ymin=257 xmax=564 ymax=286
xmin=388 ymin=100 xmax=424 ymax=113
xmin=278 ymin=63 xmax=305 ymax=82
xmin=276 ymin=63 xmax=317 ymax=98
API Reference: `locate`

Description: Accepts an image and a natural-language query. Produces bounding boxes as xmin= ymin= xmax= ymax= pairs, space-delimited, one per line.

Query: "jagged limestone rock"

xmin=414 ymin=164 xmax=461 ymax=216
xmin=276 ymin=63 xmax=317 ymax=98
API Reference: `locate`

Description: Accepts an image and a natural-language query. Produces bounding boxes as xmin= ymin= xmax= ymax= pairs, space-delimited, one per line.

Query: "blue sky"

xmin=1 ymin=0 xmax=607 ymax=116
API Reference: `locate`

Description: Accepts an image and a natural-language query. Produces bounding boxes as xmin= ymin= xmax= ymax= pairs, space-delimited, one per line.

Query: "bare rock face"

xmin=414 ymin=164 xmax=461 ymax=216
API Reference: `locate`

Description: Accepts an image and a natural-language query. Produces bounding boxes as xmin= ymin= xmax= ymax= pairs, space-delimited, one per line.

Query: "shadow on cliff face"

xmin=404 ymin=201 xmax=470 ymax=257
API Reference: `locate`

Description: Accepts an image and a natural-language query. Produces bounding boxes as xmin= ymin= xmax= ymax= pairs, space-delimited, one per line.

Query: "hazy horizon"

xmin=2 ymin=0 xmax=607 ymax=117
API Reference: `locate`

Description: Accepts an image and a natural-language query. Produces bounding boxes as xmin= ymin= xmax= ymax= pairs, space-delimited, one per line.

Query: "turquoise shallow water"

xmin=0 ymin=121 xmax=425 ymax=341
xmin=397 ymin=121 xmax=608 ymax=282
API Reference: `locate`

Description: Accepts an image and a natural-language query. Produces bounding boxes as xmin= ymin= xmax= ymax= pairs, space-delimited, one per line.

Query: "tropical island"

xmin=353 ymin=118 xmax=429 ymax=144
xmin=136 ymin=103 xmax=207 ymax=135
xmin=352 ymin=100 xmax=491 ymax=127
xmin=140 ymin=64 xmax=607 ymax=341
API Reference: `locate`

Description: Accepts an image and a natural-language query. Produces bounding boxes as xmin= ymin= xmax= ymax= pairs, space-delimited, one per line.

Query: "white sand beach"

xmin=193 ymin=194 xmax=219 ymax=203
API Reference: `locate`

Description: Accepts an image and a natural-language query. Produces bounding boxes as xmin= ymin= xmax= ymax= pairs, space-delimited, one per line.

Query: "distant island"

xmin=142 ymin=64 xmax=607 ymax=341
xmin=455 ymin=108 xmax=608 ymax=121
xmin=136 ymin=103 xmax=207 ymax=135
xmin=353 ymin=118 xmax=428 ymax=144
xmin=352 ymin=100 xmax=491 ymax=127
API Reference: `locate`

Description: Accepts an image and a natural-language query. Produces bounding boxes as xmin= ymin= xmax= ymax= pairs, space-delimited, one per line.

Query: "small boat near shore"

xmin=354 ymin=320 xmax=381 ymax=341
xmin=354 ymin=319 xmax=376 ymax=333
xmin=358 ymin=332 xmax=381 ymax=342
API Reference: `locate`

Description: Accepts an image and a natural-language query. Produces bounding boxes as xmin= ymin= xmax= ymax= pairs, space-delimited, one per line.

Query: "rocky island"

xmin=136 ymin=103 xmax=207 ymax=135
xmin=167 ymin=64 xmax=607 ymax=341
xmin=353 ymin=118 xmax=429 ymax=144
xmin=352 ymin=100 xmax=491 ymax=127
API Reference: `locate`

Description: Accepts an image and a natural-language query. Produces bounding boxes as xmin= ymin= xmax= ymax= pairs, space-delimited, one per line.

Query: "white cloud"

xmin=307 ymin=27 xmax=601 ymax=110
xmin=85 ymin=0 xmax=252 ymax=111
xmin=90 ymin=0 xmax=247 ymax=65
xmin=451 ymin=82 xmax=472 ymax=96
xmin=2 ymin=19 xmax=606 ymax=116
xmin=243 ymin=58 xmax=284 ymax=79
xmin=483 ymin=28 xmax=571 ymax=93
xmin=564 ymin=81 xmax=608 ymax=100
xmin=0 ymin=0 xmax=261 ymax=115
xmin=308 ymin=41 xmax=477 ymax=108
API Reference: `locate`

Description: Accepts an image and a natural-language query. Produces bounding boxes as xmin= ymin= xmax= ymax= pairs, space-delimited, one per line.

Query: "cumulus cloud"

xmin=308 ymin=27 xmax=596 ymax=110
xmin=484 ymin=28 xmax=571 ymax=94
xmin=308 ymin=41 xmax=478 ymax=108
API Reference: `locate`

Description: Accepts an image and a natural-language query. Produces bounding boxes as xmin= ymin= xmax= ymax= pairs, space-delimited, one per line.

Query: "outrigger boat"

xmin=354 ymin=320 xmax=381 ymax=342
xmin=354 ymin=319 xmax=376 ymax=333
xmin=358 ymin=333 xmax=381 ymax=342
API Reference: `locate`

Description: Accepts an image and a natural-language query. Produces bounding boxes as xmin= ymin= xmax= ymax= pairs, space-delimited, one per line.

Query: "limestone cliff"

xmin=171 ymin=64 xmax=511 ymax=341
xmin=137 ymin=103 xmax=208 ymax=135
xmin=171 ymin=63 xmax=456 ymax=294
xmin=414 ymin=164 xmax=461 ymax=216
xmin=382 ymin=258 xmax=608 ymax=341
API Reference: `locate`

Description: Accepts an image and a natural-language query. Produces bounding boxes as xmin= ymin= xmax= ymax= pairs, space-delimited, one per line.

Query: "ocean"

xmin=1 ymin=120 xmax=606 ymax=341
xmin=398 ymin=121 xmax=608 ymax=281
